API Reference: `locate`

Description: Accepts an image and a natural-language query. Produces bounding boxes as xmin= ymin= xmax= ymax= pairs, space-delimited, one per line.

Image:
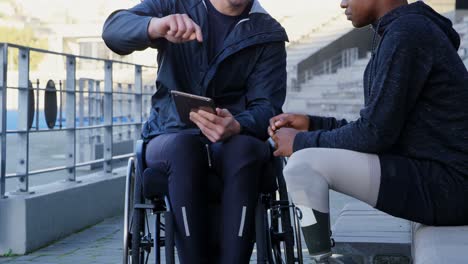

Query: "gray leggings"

xmin=283 ymin=148 xmax=381 ymax=214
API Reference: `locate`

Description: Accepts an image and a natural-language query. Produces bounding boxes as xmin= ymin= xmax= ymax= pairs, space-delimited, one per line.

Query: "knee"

xmin=167 ymin=134 xmax=204 ymax=155
xmin=283 ymin=151 xmax=311 ymax=187
xmin=224 ymin=135 xmax=269 ymax=161
xmin=283 ymin=149 xmax=332 ymax=187
xmin=146 ymin=133 xmax=205 ymax=169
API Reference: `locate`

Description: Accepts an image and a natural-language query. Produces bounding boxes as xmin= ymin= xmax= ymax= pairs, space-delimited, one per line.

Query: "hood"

xmin=373 ymin=1 xmax=460 ymax=49
xmin=249 ymin=0 xmax=267 ymax=15
xmin=199 ymin=0 xmax=267 ymax=15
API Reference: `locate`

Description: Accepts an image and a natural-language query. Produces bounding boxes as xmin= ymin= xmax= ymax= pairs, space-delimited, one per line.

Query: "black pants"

xmin=145 ymin=133 xmax=270 ymax=264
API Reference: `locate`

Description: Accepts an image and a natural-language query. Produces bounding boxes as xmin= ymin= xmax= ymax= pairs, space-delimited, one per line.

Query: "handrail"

xmin=1 ymin=42 xmax=158 ymax=69
xmin=0 ymin=42 xmax=157 ymax=198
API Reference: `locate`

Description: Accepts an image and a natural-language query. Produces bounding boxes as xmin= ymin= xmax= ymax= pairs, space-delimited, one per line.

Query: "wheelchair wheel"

xmin=131 ymin=161 xmax=152 ymax=264
xmin=267 ymin=200 xmax=302 ymax=264
xmin=123 ymin=157 xmax=152 ymax=264
xmin=123 ymin=158 xmax=135 ymax=264
xmin=267 ymin=157 xmax=304 ymax=264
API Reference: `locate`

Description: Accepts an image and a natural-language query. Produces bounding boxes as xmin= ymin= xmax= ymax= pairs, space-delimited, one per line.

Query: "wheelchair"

xmin=122 ymin=139 xmax=304 ymax=264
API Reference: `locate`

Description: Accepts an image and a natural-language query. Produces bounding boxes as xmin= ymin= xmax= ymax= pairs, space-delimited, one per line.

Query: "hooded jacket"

xmin=293 ymin=2 xmax=468 ymax=179
xmin=102 ymin=0 xmax=288 ymax=141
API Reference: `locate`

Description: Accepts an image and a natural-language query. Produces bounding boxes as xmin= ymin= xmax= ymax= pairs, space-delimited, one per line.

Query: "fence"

xmin=0 ymin=43 xmax=157 ymax=198
xmin=297 ymin=47 xmax=359 ymax=84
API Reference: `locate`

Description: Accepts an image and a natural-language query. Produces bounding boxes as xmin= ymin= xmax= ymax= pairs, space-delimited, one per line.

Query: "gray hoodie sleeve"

xmin=293 ymin=22 xmax=432 ymax=153
xmin=102 ymin=0 xmax=173 ymax=55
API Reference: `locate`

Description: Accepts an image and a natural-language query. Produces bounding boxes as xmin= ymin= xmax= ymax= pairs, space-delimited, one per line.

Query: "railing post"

xmin=66 ymin=56 xmax=76 ymax=182
xmin=16 ymin=48 xmax=30 ymax=193
xmin=117 ymin=83 xmax=123 ymax=141
xmin=104 ymin=61 xmax=113 ymax=174
xmin=88 ymin=79 xmax=96 ymax=161
xmin=0 ymin=44 xmax=8 ymax=198
xmin=126 ymin=84 xmax=132 ymax=140
xmin=143 ymin=85 xmax=149 ymax=120
xmin=134 ymin=66 xmax=143 ymax=142
xmin=95 ymin=81 xmax=102 ymax=144
xmin=78 ymin=79 xmax=85 ymax=163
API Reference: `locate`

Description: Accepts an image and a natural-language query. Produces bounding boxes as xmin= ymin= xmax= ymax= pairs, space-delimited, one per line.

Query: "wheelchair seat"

xmin=142 ymin=162 xmax=170 ymax=199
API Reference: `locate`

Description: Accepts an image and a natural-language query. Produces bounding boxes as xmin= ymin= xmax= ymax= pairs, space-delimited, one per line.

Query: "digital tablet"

xmin=171 ymin=90 xmax=216 ymax=125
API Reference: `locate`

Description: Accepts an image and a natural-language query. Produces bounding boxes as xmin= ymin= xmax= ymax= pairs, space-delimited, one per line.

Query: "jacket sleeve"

xmin=102 ymin=0 xmax=173 ymax=55
xmin=307 ymin=115 xmax=348 ymax=131
xmin=293 ymin=26 xmax=432 ymax=153
xmin=234 ymin=42 xmax=287 ymax=140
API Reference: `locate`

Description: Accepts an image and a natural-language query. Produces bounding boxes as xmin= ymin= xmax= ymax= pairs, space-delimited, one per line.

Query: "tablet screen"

xmin=171 ymin=91 xmax=216 ymax=126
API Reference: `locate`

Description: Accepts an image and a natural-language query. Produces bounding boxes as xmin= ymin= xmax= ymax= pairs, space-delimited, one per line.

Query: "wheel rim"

xmin=123 ymin=158 xmax=135 ymax=264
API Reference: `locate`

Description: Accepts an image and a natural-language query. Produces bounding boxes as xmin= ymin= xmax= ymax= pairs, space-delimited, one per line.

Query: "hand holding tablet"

xmin=171 ymin=90 xmax=216 ymax=126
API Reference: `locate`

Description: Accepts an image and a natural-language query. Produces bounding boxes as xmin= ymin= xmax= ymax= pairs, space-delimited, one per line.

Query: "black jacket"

xmin=294 ymin=2 xmax=468 ymax=179
xmin=102 ymin=0 xmax=288 ymax=141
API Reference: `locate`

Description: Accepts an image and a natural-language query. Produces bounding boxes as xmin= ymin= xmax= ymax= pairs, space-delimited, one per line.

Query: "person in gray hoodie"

xmin=269 ymin=0 xmax=468 ymax=260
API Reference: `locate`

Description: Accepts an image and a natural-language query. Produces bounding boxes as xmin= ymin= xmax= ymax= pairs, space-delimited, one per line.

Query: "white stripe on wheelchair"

xmin=238 ymin=206 xmax=247 ymax=237
xmin=182 ymin=207 xmax=190 ymax=237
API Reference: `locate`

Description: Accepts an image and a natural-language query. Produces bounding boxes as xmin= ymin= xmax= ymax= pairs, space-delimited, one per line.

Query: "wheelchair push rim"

xmin=123 ymin=157 xmax=153 ymax=264
xmin=123 ymin=157 xmax=135 ymax=264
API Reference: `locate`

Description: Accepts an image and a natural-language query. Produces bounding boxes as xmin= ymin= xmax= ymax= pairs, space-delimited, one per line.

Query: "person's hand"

xmin=268 ymin=113 xmax=309 ymax=137
xmin=271 ymin=128 xmax=300 ymax=157
xmin=148 ymin=14 xmax=203 ymax=43
xmin=190 ymin=108 xmax=241 ymax=143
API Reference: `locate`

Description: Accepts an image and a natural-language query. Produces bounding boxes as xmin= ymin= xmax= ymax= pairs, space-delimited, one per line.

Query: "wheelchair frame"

xmin=123 ymin=140 xmax=304 ymax=264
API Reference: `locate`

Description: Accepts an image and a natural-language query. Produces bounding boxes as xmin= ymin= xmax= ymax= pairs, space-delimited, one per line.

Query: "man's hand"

xmin=190 ymin=108 xmax=241 ymax=143
xmin=271 ymin=128 xmax=300 ymax=157
xmin=268 ymin=113 xmax=309 ymax=137
xmin=148 ymin=14 xmax=203 ymax=43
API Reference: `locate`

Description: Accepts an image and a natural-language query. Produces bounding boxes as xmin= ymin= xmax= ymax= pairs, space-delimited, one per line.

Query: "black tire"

xmin=131 ymin=163 xmax=146 ymax=264
xmin=268 ymin=201 xmax=296 ymax=264
xmin=123 ymin=158 xmax=135 ymax=264
xmin=279 ymin=196 xmax=296 ymax=263
xmin=270 ymin=213 xmax=283 ymax=264
xmin=276 ymin=158 xmax=298 ymax=264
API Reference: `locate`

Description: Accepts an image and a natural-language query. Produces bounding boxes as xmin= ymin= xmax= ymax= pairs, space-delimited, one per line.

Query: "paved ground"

xmin=0 ymin=215 xmax=313 ymax=264
xmin=0 ymin=192 xmax=407 ymax=264
xmin=0 ymin=191 xmax=356 ymax=264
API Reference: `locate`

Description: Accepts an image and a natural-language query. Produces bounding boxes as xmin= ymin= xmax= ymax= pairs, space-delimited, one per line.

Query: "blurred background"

xmin=0 ymin=0 xmax=465 ymax=198
xmin=0 ymin=0 xmax=459 ymax=66
xmin=0 ymin=0 xmax=467 ymax=261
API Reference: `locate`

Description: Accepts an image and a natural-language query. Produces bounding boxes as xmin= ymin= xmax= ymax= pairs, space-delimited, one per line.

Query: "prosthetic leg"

xmin=301 ymin=209 xmax=332 ymax=264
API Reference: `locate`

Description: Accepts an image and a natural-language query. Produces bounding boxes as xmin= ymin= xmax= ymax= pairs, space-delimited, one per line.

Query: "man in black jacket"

xmin=270 ymin=0 xmax=468 ymax=261
xmin=102 ymin=0 xmax=288 ymax=263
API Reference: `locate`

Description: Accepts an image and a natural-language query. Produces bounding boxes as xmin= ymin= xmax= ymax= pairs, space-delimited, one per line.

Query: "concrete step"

xmin=412 ymin=223 xmax=468 ymax=264
xmin=331 ymin=202 xmax=411 ymax=264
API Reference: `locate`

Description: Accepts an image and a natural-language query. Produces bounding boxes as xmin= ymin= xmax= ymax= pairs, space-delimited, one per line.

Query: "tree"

xmin=0 ymin=26 xmax=48 ymax=70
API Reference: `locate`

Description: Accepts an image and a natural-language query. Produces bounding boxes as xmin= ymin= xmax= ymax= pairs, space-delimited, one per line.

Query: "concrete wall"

xmin=0 ymin=169 xmax=125 ymax=254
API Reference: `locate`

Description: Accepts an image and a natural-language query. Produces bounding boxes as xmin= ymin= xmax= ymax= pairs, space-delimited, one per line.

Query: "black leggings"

xmin=145 ymin=133 xmax=270 ymax=264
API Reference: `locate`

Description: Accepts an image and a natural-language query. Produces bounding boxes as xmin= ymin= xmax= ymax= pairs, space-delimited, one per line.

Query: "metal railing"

xmin=298 ymin=47 xmax=359 ymax=84
xmin=0 ymin=43 xmax=157 ymax=198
